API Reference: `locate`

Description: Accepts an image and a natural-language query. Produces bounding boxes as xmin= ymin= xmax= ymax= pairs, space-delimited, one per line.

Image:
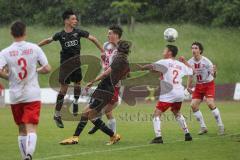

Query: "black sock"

xmin=92 ymin=119 xmax=114 ymax=137
xmin=55 ymin=94 xmax=65 ymax=111
xmin=74 ymin=85 xmax=81 ymax=100
xmin=74 ymin=116 xmax=88 ymax=136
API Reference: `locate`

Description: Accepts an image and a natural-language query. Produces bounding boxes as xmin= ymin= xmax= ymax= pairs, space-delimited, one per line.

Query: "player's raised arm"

xmin=179 ymin=56 xmax=193 ymax=69
xmin=38 ymin=37 xmax=54 ymax=47
xmin=87 ymin=35 xmax=104 ymax=54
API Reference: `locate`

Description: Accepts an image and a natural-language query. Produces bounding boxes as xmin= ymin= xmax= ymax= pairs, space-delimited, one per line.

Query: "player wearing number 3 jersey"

xmin=138 ymin=45 xmax=193 ymax=144
xmin=0 ymin=21 xmax=51 ymax=160
xmin=187 ymin=42 xmax=224 ymax=135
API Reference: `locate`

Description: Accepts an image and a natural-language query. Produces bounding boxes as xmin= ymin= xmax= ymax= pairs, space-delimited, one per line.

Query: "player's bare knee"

xmin=206 ymin=99 xmax=215 ymax=110
xmin=106 ymin=112 xmax=113 ymax=119
xmin=173 ymin=111 xmax=181 ymax=118
xmin=18 ymin=124 xmax=27 ymax=135
xmin=153 ymin=109 xmax=162 ymax=117
xmin=191 ymin=103 xmax=199 ymax=112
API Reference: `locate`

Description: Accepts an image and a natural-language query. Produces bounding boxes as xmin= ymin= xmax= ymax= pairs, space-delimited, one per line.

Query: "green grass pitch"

xmin=0 ymin=101 xmax=239 ymax=160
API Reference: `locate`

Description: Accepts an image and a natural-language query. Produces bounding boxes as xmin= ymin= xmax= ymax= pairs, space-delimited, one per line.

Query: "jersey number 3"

xmin=18 ymin=58 xmax=28 ymax=80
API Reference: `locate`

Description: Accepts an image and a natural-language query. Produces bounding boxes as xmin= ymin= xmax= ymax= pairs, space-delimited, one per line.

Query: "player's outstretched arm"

xmin=37 ymin=64 xmax=51 ymax=74
xmin=86 ymin=67 xmax=112 ymax=88
xmin=137 ymin=64 xmax=154 ymax=71
xmin=38 ymin=37 xmax=54 ymax=47
xmin=87 ymin=35 xmax=104 ymax=54
xmin=179 ymin=56 xmax=193 ymax=69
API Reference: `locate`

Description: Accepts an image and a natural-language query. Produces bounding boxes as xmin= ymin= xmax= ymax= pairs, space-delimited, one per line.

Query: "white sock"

xmin=108 ymin=118 xmax=116 ymax=133
xmin=18 ymin=136 xmax=27 ymax=159
xmin=176 ymin=115 xmax=189 ymax=134
xmin=153 ymin=116 xmax=161 ymax=137
xmin=211 ymin=108 xmax=224 ymax=127
xmin=26 ymin=133 xmax=37 ymax=157
xmin=193 ymin=110 xmax=207 ymax=128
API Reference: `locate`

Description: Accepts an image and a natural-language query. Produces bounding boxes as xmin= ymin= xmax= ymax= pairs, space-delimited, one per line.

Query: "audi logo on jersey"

xmin=65 ymin=40 xmax=78 ymax=47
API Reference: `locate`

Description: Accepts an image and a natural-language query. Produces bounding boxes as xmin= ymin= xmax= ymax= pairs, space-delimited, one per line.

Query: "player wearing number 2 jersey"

xmin=138 ymin=45 xmax=193 ymax=144
xmin=187 ymin=42 xmax=224 ymax=135
xmin=0 ymin=21 xmax=51 ymax=160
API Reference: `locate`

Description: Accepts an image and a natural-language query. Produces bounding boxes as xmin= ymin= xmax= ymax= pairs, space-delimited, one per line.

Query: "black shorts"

xmin=59 ymin=57 xmax=82 ymax=84
xmin=59 ymin=67 xmax=82 ymax=84
xmin=89 ymin=81 xmax=114 ymax=112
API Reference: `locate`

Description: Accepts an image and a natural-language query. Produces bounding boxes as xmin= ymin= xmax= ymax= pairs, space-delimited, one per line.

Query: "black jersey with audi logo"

xmin=52 ymin=28 xmax=89 ymax=64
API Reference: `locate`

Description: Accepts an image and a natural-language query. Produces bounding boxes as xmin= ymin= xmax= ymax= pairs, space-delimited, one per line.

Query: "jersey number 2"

xmin=173 ymin=70 xmax=179 ymax=84
xmin=18 ymin=58 xmax=28 ymax=80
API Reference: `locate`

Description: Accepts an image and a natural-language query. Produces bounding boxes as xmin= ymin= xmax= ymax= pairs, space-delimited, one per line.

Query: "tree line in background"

xmin=0 ymin=0 xmax=240 ymax=28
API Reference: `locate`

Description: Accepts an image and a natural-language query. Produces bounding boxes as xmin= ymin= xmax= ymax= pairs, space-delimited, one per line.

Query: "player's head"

xmin=108 ymin=25 xmax=123 ymax=43
xmin=62 ymin=9 xmax=78 ymax=28
xmin=10 ymin=20 xmax=26 ymax=39
xmin=117 ymin=40 xmax=131 ymax=55
xmin=163 ymin=45 xmax=178 ymax=58
xmin=191 ymin=41 xmax=204 ymax=56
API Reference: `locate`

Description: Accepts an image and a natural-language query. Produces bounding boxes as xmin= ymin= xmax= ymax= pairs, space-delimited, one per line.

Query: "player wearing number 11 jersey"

xmin=138 ymin=45 xmax=193 ymax=144
xmin=0 ymin=21 xmax=51 ymax=160
xmin=187 ymin=42 xmax=224 ymax=135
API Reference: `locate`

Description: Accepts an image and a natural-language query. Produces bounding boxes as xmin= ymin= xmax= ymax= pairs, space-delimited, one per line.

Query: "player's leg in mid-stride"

xmin=206 ymin=98 xmax=224 ymax=135
xmin=54 ymin=84 xmax=68 ymax=128
xmin=151 ymin=102 xmax=192 ymax=144
xmin=72 ymin=81 xmax=81 ymax=116
xmin=191 ymin=99 xmax=208 ymax=135
xmin=170 ymin=103 xmax=192 ymax=141
xmin=88 ymin=87 xmax=119 ymax=134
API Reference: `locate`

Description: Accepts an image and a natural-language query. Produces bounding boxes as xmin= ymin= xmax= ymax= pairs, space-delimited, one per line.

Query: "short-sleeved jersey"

xmin=52 ymin=28 xmax=89 ymax=64
xmin=152 ymin=59 xmax=193 ymax=102
xmin=102 ymin=42 xmax=117 ymax=70
xmin=0 ymin=41 xmax=48 ymax=104
xmin=188 ymin=56 xmax=214 ymax=84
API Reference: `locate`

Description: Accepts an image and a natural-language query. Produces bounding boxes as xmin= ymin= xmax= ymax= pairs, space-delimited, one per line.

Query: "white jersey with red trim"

xmin=188 ymin=56 xmax=214 ymax=84
xmin=102 ymin=41 xmax=121 ymax=87
xmin=153 ymin=59 xmax=193 ymax=102
xmin=0 ymin=41 xmax=48 ymax=104
xmin=102 ymin=42 xmax=117 ymax=70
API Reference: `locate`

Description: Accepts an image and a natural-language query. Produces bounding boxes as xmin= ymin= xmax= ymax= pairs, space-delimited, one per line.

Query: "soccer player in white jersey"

xmin=0 ymin=21 xmax=51 ymax=160
xmin=138 ymin=45 xmax=193 ymax=143
xmin=187 ymin=42 xmax=224 ymax=135
xmin=87 ymin=25 xmax=122 ymax=134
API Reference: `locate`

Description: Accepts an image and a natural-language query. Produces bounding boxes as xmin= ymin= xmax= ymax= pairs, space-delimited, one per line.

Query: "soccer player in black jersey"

xmin=59 ymin=40 xmax=131 ymax=145
xmin=38 ymin=9 xmax=104 ymax=128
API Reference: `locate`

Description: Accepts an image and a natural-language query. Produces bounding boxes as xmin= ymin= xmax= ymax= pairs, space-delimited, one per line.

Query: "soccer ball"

xmin=164 ymin=28 xmax=178 ymax=42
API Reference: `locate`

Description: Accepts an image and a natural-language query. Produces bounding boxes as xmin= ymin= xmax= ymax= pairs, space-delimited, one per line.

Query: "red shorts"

xmin=156 ymin=101 xmax=182 ymax=112
xmin=11 ymin=101 xmax=41 ymax=125
xmin=192 ymin=81 xmax=215 ymax=100
xmin=109 ymin=87 xmax=120 ymax=105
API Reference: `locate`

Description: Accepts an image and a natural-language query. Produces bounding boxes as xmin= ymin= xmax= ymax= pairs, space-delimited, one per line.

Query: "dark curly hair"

xmin=117 ymin=40 xmax=132 ymax=55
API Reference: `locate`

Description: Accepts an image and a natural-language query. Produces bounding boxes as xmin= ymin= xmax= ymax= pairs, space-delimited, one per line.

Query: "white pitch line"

xmin=35 ymin=132 xmax=240 ymax=160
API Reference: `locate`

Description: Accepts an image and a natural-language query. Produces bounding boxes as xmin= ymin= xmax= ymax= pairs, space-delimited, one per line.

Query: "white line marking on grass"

xmin=36 ymin=132 xmax=240 ymax=160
